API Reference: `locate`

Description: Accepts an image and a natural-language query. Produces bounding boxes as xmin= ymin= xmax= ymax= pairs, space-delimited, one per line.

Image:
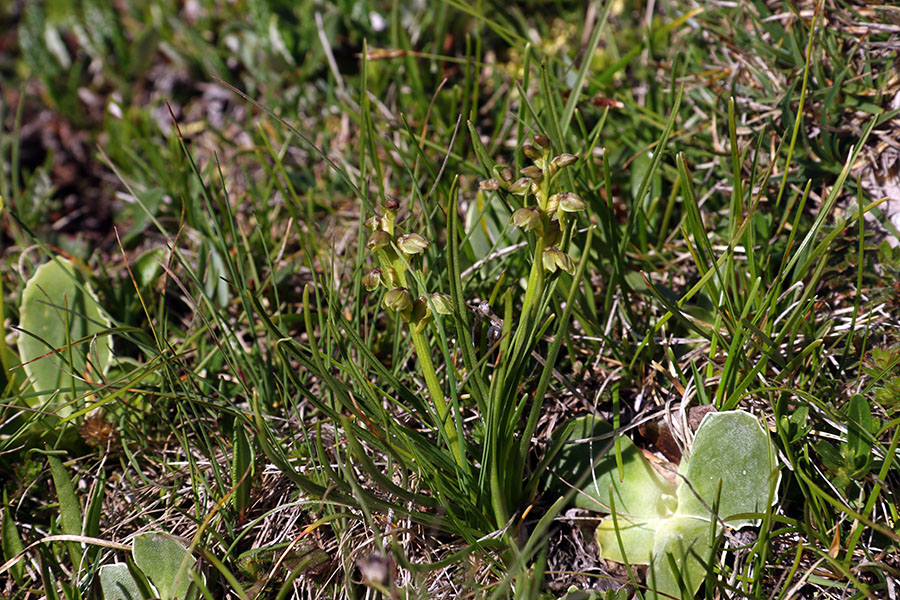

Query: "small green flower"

xmin=397 ymin=233 xmax=431 ymax=254
xmin=520 ymin=165 xmax=543 ymax=181
xmin=362 ymin=268 xmax=382 ymax=291
xmin=522 ymin=143 xmax=541 ymax=161
xmin=365 ymin=215 xmax=384 ymax=230
xmin=512 ymin=207 xmax=543 ymax=233
xmin=550 ymin=153 xmax=578 ymax=170
xmin=555 ymin=192 xmax=586 ymax=212
xmin=533 ymin=134 xmax=551 ymax=150
xmin=380 ymin=266 xmax=399 ymax=288
xmin=542 ymin=247 xmax=575 ymax=274
xmin=545 ymin=193 xmax=560 ymax=214
xmin=366 ymin=230 xmax=392 ymax=252
xmin=411 ymin=295 xmax=431 ymax=326
xmin=508 ymin=177 xmax=532 ymax=195
xmin=383 ymin=287 xmax=413 ymax=313
xmin=479 ymin=178 xmax=500 ymax=191
xmin=429 ymin=293 xmax=454 ymax=315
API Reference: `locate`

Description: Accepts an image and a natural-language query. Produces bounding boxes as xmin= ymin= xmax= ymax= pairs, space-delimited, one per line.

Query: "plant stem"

xmin=392 ymin=258 xmax=465 ymax=469
xmin=409 ymin=328 xmax=464 ymax=468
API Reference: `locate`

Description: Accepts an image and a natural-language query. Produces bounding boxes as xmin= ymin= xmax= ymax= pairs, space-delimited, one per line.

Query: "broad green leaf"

xmin=594 ymin=516 xmax=660 ymax=564
xmin=578 ymin=410 xmax=779 ymax=600
xmin=545 ymin=416 xmax=611 ymax=494
xmin=17 ymin=258 xmax=113 ymax=417
xmin=575 ymin=426 xmax=677 ymax=518
xmin=98 ymin=564 xmax=142 ymax=600
xmin=133 ymin=533 xmax=201 ymax=600
xmin=677 ymin=410 xmax=779 ymax=527
xmin=647 ymin=516 xmax=713 ymax=600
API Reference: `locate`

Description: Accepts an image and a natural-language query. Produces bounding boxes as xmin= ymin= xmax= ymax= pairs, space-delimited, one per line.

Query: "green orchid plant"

xmin=553 ymin=409 xmax=780 ymax=599
xmin=485 ymin=135 xmax=584 ymax=360
xmin=362 ymin=197 xmax=462 ymax=465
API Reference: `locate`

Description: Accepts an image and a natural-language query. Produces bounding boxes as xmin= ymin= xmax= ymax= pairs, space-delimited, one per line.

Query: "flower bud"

xmin=429 ymin=293 xmax=453 ymax=315
xmin=479 ymin=178 xmax=500 ymax=191
xmin=542 ymin=247 xmax=575 ymax=274
xmin=384 ymin=197 xmax=400 ymax=211
xmin=383 ymin=287 xmax=413 ymax=313
xmin=366 ymin=230 xmax=391 ymax=252
xmin=397 ymin=233 xmax=431 ymax=254
xmin=507 ymin=177 xmax=532 ymax=195
xmin=500 ymin=167 xmax=514 ymax=182
xmin=511 ymin=207 xmax=543 ymax=233
xmin=555 ymin=192 xmax=587 ymax=212
xmin=522 ymin=143 xmax=541 ymax=161
xmin=533 ymin=134 xmax=550 ymax=149
xmin=520 ymin=165 xmax=543 ymax=181
xmin=362 ymin=268 xmax=382 ymax=291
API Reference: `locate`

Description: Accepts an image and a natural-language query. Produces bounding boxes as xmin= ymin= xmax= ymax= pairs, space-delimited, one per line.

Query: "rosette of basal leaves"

xmin=551 ymin=410 xmax=780 ymax=600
